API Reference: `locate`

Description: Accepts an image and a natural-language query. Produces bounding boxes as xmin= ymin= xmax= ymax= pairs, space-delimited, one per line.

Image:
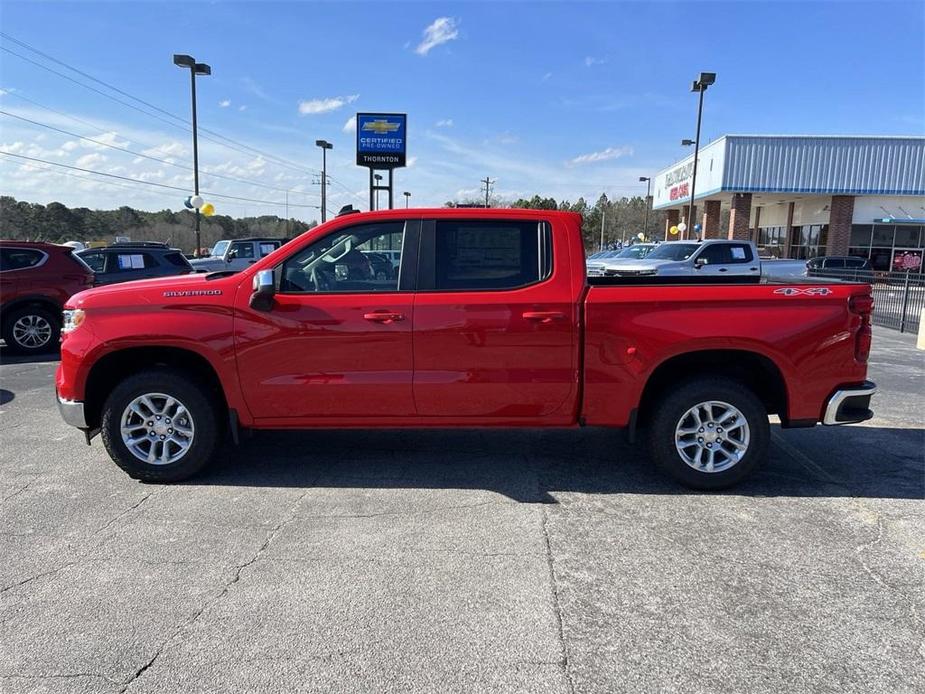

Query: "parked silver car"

xmin=601 ymin=240 xmax=760 ymax=277
xmin=587 ymin=243 xmax=657 ymax=276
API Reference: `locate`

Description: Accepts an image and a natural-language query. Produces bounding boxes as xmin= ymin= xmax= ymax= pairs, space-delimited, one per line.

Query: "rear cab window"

xmin=422 ymin=219 xmax=553 ymax=291
xmin=696 ymin=243 xmax=754 ymax=265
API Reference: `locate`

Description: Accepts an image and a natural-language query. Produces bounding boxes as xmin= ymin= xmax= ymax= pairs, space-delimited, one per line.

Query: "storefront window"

xmin=894 ymin=225 xmax=922 ymax=248
xmin=789 ymin=224 xmax=828 ymax=260
xmin=846 ymin=224 xmax=924 ymax=273
xmin=849 ymin=225 xmax=872 ymax=246
xmin=872 ymin=225 xmax=894 ymax=246
xmin=757 ymin=226 xmax=787 ymax=258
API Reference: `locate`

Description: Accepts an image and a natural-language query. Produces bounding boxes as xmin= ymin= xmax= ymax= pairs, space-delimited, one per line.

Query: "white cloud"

xmin=219 ymin=99 xmax=231 ymax=108
xmin=298 ymin=94 xmax=359 ymax=115
xmin=75 ymin=152 xmax=107 ymax=168
xmin=415 ymin=17 xmax=459 ymax=56
xmin=567 ymin=146 xmax=633 ymax=166
xmin=407 ymin=156 xmax=418 ymax=168
xmin=238 ymin=105 xmax=247 ymax=112
xmin=343 ymin=115 xmax=356 ymax=133
xmin=435 ymin=119 xmax=454 ymax=128
xmin=542 ymin=72 xmax=553 ymax=81
xmin=584 ymin=56 xmax=606 ymax=67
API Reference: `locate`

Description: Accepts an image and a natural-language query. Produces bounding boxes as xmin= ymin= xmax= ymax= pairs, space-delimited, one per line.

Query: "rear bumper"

xmin=57 ymin=395 xmax=88 ymax=429
xmin=823 ymin=381 xmax=877 ymax=425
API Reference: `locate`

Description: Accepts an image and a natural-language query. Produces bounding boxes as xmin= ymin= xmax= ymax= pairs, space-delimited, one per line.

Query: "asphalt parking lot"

xmin=1 ymin=327 xmax=922 ymax=694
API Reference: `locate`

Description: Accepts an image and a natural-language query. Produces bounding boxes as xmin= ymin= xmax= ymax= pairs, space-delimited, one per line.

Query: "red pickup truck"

xmin=56 ymin=208 xmax=876 ymax=489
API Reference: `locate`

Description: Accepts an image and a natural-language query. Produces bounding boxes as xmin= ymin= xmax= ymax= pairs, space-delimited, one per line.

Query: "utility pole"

xmin=315 ymin=140 xmax=333 ymax=222
xmin=687 ymin=72 xmax=716 ymax=240
xmin=173 ymin=54 xmax=211 ymax=256
xmin=285 ymin=189 xmax=289 ymax=237
xmin=639 ymin=176 xmax=651 ymax=240
xmin=403 ymin=191 xmax=411 ymax=208
xmin=374 ymin=173 xmax=383 ymax=210
xmin=481 ymin=176 xmax=496 ymax=208
xmin=599 ymin=209 xmax=606 ymax=251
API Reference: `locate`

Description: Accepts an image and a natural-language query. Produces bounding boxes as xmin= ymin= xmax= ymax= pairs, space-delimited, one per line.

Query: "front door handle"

xmin=363 ymin=310 xmax=405 ymax=323
xmin=523 ymin=311 xmax=566 ymax=323
xmin=718 ymin=267 xmax=728 ymax=272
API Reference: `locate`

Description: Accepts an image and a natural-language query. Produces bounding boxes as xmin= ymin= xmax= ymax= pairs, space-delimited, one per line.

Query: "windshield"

xmin=615 ymin=245 xmax=652 ymax=259
xmin=646 ymin=243 xmax=699 ymax=261
xmin=211 ymin=241 xmax=229 ymax=258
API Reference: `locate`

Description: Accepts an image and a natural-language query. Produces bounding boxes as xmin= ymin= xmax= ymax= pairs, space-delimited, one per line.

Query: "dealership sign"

xmin=356 ymin=113 xmax=407 ymax=168
xmin=665 ymin=161 xmax=694 ymax=201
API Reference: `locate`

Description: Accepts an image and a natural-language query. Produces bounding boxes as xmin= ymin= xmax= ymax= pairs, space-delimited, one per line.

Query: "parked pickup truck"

xmin=56 ymin=209 xmax=876 ymax=489
xmin=189 ymin=237 xmax=287 ymax=273
xmin=601 ymin=239 xmax=761 ymax=277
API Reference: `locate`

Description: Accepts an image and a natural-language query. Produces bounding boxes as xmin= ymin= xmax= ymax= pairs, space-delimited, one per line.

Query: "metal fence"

xmin=808 ymin=269 xmax=925 ymax=333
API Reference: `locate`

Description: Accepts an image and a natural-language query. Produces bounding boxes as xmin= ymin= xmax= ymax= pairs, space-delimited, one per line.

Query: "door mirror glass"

xmin=250 ymin=269 xmax=275 ymax=311
xmin=694 ymin=256 xmax=707 ymax=267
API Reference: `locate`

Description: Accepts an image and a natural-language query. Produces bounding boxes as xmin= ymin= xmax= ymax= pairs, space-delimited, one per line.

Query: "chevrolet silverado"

xmin=56 ymin=208 xmax=876 ymax=489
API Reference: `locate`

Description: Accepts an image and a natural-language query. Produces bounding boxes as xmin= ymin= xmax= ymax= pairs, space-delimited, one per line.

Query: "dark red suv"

xmin=0 ymin=241 xmax=94 ymax=354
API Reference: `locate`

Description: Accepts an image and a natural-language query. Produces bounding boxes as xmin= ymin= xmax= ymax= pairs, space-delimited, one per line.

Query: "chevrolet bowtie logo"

xmin=362 ymin=119 xmax=400 ymax=134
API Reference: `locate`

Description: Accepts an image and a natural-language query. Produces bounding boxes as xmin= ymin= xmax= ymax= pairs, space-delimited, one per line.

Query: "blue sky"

xmin=1 ymin=0 xmax=923 ymax=221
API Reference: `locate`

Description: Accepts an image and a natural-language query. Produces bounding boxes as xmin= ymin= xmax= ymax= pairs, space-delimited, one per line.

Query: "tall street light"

xmin=315 ymin=139 xmax=333 ymax=222
xmin=403 ymin=191 xmax=411 ymax=208
xmin=639 ymin=176 xmax=651 ymax=240
xmin=686 ymin=71 xmax=715 ymax=239
xmin=373 ymin=174 xmax=383 ymax=210
xmin=173 ymin=54 xmax=210 ymax=257
xmin=681 ymin=139 xmax=695 ymax=147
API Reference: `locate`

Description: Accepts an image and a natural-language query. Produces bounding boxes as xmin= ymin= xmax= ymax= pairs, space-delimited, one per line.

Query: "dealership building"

xmin=651 ymin=135 xmax=925 ymax=271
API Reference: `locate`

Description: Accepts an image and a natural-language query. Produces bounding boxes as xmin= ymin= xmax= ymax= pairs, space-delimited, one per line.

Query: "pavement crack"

xmin=0 ymin=562 xmax=75 ymax=595
xmin=0 ymin=671 xmax=121 ymax=685
xmin=95 ymin=492 xmax=153 ymax=536
xmin=118 ymin=487 xmax=312 ymax=693
xmin=1 ymin=477 xmax=39 ymax=504
xmin=541 ymin=507 xmax=576 ymax=694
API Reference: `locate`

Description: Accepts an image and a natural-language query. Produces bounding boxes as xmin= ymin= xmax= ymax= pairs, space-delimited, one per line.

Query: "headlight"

xmin=62 ymin=309 xmax=85 ymax=334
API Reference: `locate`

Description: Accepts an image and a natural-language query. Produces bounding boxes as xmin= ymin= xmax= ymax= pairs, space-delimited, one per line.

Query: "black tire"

xmin=100 ymin=368 xmax=222 ymax=483
xmin=647 ymin=377 xmax=769 ymax=490
xmin=2 ymin=305 xmax=60 ymax=355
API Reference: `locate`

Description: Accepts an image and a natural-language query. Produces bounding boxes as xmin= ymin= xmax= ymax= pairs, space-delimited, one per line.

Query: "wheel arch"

xmin=637 ymin=349 xmax=789 ymax=426
xmin=82 ymin=346 xmax=229 ymax=431
xmin=1 ymin=296 xmax=63 ymax=324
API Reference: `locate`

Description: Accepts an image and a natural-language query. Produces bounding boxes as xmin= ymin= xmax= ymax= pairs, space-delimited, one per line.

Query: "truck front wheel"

xmin=647 ymin=377 xmax=769 ymax=490
xmin=100 ymin=368 xmax=221 ymax=483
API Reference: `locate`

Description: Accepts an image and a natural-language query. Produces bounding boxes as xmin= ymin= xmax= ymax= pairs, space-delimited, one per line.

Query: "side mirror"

xmin=694 ymin=257 xmax=707 ymax=268
xmin=227 ymin=250 xmax=237 ymax=261
xmin=249 ymin=269 xmax=275 ymax=311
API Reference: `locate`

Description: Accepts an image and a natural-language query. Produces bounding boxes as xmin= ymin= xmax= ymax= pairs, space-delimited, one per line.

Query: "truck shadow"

xmin=0 ymin=344 xmax=60 ymax=365
xmin=197 ymin=424 xmax=925 ymax=501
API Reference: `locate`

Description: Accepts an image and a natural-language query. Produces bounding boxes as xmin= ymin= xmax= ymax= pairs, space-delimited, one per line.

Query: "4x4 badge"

xmin=773 ymin=287 xmax=832 ymax=296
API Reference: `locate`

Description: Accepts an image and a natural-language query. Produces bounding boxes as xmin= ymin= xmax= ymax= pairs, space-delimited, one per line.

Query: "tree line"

xmin=1 ymin=193 xmax=666 ymax=254
xmin=0 ymin=196 xmax=315 ymax=253
xmin=447 ymin=193 xmax=667 ymax=250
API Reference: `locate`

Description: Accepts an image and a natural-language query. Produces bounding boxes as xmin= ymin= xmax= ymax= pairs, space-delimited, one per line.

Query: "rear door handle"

xmin=523 ymin=311 xmax=566 ymax=323
xmin=363 ymin=311 xmax=405 ymax=323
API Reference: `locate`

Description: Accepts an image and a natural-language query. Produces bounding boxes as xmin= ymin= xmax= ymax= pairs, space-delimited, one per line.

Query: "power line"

xmin=0 ymin=109 xmax=319 ymax=198
xmin=0 ymin=151 xmax=320 ymax=208
xmin=1 ymin=33 xmax=362 ymax=205
xmin=0 ymin=35 xmax=326 ymax=179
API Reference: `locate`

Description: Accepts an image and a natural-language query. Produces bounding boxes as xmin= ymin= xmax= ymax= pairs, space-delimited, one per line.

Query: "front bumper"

xmin=823 ymin=381 xmax=877 ymax=425
xmin=57 ymin=395 xmax=88 ymax=429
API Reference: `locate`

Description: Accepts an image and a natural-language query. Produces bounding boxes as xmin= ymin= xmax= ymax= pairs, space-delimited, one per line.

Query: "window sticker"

xmin=731 ymin=247 xmax=746 ymax=260
xmin=118 ymin=254 xmax=145 ymax=269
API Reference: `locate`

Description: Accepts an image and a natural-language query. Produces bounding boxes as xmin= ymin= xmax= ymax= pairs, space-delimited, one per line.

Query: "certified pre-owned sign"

xmin=356 ymin=113 xmax=407 ymax=168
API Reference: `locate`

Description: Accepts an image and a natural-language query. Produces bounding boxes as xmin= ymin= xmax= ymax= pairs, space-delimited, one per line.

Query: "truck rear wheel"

xmin=100 ymin=368 xmax=221 ymax=483
xmin=647 ymin=377 xmax=769 ymax=490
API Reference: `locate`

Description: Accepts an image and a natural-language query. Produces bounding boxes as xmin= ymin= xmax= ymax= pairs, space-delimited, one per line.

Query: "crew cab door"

xmin=234 ymin=221 xmax=417 ymax=420
xmin=412 ymin=218 xmax=578 ymax=420
xmin=694 ymin=242 xmax=759 ymax=275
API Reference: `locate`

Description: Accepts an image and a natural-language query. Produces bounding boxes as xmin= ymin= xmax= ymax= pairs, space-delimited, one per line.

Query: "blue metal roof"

xmin=722 ymin=136 xmax=925 ymax=196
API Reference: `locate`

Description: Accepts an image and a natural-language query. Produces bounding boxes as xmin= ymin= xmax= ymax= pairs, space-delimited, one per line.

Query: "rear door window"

xmin=0 ymin=248 xmax=46 ymax=271
xmin=230 ymin=242 xmax=255 ymax=259
xmin=79 ymin=251 xmax=106 ymax=273
xmin=428 ymin=220 xmax=552 ymax=291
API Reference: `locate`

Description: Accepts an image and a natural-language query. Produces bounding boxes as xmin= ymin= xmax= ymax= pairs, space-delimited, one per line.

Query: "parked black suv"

xmin=806 ymin=256 xmax=875 ymax=283
xmin=76 ymin=242 xmax=194 ymax=286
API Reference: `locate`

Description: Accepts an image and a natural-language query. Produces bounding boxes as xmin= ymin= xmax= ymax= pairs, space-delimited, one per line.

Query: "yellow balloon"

xmin=669 ymin=225 xmax=679 ymax=235
xmin=200 ymin=202 xmax=215 ymax=217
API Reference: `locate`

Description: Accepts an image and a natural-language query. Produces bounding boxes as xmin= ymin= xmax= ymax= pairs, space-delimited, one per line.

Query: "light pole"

xmin=686 ymin=72 xmax=715 ymax=239
xmin=373 ymin=174 xmax=382 ymax=210
xmin=173 ymin=54 xmax=211 ymax=257
xmin=403 ymin=191 xmax=411 ymax=208
xmin=315 ymin=139 xmax=333 ymax=222
xmin=639 ymin=176 xmax=651 ymax=241
xmin=681 ymin=139 xmax=695 ymax=147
